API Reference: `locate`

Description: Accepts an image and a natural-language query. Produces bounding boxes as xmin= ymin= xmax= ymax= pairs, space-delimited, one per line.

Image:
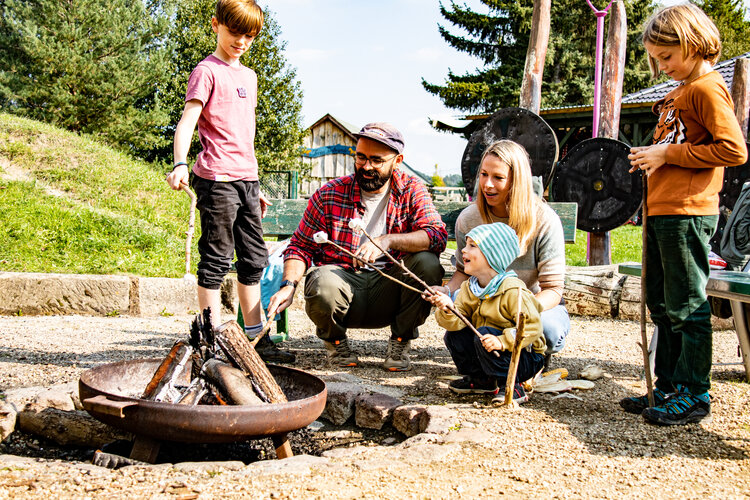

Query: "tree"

xmin=155 ymin=1 xmax=305 ymax=173
xmin=0 ymin=0 xmax=171 ymax=154
xmin=423 ymin=0 xmax=655 ymax=113
xmin=443 ymin=173 xmax=464 ymax=187
xmin=698 ymin=0 xmax=750 ymax=60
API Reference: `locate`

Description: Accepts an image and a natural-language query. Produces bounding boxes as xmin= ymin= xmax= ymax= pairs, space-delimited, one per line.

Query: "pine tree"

xmin=0 ymin=0 xmax=171 ymax=154
xmin=698 ymin=0 xmax=750 ymax=60
xmin=423 ymin=0 xmax=655 ymax=113
xmin=155 ymin=0 xmax=305 ymax=173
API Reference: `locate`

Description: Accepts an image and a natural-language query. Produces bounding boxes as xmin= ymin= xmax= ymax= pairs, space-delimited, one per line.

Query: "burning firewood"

xmin=141 ymin=341 xmax=192 ymax=402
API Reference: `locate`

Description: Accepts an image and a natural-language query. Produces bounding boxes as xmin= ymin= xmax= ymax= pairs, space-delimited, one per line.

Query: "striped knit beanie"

xmin=465 ymin=222 xmax=520 ymax=274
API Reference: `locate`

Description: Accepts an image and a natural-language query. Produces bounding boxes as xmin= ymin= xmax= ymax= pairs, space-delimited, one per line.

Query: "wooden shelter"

xmin=431 ymin=51 xmax=750 ymax=155
xmin=300 ymin=114 xmax=432 ymax=198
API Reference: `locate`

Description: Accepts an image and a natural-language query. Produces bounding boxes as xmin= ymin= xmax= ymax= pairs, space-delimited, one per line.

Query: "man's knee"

xmin=404 ymin=251 xmax=444 ymax=284
xmin=304 ymin=267 xmax=348 ymax=315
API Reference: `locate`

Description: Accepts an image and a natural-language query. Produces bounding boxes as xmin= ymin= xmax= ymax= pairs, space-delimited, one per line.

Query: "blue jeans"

xmin=542 ymin=304 xmax=570 ymax=354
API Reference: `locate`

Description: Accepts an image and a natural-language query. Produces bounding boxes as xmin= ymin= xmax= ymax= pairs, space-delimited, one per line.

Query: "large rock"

xmin=392 ymin=405 xmax=426 ymax=437
xmin=4 ymin=383 xmax=79 ymax=412
xmin=320 ymin=382 xmax=363 ymax=425
xmin=419 ymin=406 xmax=458 ymax=435
xmin=0 ymin=402 xmax=17 ymax=442
xmin=354 ymin=392 xmax=402 ymax=430
xmin=0 ymin=272 xmax=130 ymax=316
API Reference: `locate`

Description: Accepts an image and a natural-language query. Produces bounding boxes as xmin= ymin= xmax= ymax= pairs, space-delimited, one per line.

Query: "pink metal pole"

xmin=586 ymin=0 xmax=614 ymax=138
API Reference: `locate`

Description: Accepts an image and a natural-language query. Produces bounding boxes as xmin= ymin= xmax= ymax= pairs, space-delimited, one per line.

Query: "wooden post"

xmin=519 ymin=0 xmax=551 ymax=113
xmin=732 ymin=58 xmax=750 ymax=141
xmin=587 ymin=0 xmax=626 ymax=266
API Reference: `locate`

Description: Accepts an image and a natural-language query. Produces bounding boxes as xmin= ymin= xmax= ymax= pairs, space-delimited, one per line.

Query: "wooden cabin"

xmin=300 ymin=113 xmax=433 ymax=198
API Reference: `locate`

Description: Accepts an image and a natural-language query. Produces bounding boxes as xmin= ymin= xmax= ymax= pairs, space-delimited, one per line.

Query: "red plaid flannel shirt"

xmin=284 ymin=169 xmax=447 ymax=269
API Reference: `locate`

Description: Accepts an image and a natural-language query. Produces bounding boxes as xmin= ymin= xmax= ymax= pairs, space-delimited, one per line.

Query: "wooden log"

xmin=732 ymin=57 xmax=750 ymax=141
xmin=519 ymin=0 xmax=551 ymax=113
xmin=214 ymin=320 xmax=288 ymax=404
xmin=588 ymin=0 xmax=627 ymax=266
xmin=141 ymin=341 xmax=193 ymax=402
xmin=201 ymin=359 xmax=264 ymax=406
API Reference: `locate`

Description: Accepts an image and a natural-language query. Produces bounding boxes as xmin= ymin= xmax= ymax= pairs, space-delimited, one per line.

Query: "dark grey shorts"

xmin=192 ymin=176 xmax=268 ymax=289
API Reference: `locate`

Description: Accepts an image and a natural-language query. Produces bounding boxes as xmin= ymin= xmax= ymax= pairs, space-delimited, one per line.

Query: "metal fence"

xmin=260 ymin=170 xmax=298 ymax=199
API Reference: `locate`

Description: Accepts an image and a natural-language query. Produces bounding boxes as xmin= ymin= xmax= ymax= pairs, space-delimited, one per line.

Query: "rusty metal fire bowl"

xmin=79 ymin=358 xmax=327 ymax=445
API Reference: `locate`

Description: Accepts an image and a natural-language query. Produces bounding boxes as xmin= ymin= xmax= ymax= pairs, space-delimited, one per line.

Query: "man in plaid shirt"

xmin=267 ymin=123 xmax=447 ymax=371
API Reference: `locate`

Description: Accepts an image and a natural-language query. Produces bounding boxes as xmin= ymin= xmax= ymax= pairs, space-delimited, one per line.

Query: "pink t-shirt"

xmin=185 ymin=54 xmax=259 ymax=181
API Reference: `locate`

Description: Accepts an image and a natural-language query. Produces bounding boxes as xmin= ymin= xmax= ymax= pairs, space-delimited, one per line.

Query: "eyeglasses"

xmin=354 ymin=152 xmax=397 ymax=168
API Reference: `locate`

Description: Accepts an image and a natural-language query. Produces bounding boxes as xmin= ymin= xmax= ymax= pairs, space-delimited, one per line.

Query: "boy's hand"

xmin=423 ymin=289 xmax=453 ymax=311
xmin=480 ymin=333 xmax=502 ymax=353
xmin=628 ymin=144 xmax=668 ymax=176
xmin=166 ymin=164 xmax=189 ymax=190
xmin=259 ymin=191 xmax=272 ymax=218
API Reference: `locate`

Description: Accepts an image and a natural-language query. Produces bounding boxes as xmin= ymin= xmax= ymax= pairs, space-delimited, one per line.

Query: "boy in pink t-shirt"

xmin=166 ymin=0 xmax=293 ymax=363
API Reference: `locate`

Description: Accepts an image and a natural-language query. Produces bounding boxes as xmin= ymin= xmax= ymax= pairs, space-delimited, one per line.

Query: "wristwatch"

xmin=280 ymin=279 xmax=298 ymax=290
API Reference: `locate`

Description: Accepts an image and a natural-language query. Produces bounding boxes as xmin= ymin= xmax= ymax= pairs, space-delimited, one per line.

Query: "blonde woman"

xmin=442 ymin=140 xmax=569 ymax=363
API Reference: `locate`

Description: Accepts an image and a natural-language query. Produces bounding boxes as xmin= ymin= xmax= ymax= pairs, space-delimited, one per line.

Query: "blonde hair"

xmin=215 ymin=0 xmax=264 ymax=36
xmin=642 ymin=3 xmax=721 ymax=78
xmin=475 ymin=140 xmax=540 ymax=253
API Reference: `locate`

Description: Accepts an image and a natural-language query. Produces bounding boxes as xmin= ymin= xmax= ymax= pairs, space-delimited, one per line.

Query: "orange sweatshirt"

xmin=647 ymin=70 xmax=748 ymax=216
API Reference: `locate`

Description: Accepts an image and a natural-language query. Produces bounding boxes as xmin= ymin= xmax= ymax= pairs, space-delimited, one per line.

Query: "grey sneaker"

xmin=323 ymin=338 xmax=359 ymax=367
xmin=382 ymin=337 xmax=412 ymax=372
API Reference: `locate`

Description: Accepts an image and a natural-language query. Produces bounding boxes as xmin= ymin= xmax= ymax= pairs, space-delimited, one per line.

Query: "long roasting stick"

xmin=640 ymin=175 xmax=655 ymax=406
xmin=500 ymin=286 xmax=526 ymax=407
xmin=336 ymin=223 xmax=497 ymax=355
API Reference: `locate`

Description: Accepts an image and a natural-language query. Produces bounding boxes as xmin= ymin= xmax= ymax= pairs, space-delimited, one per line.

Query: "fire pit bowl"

xmin=79 ymin=358 xmax=327 ymax=446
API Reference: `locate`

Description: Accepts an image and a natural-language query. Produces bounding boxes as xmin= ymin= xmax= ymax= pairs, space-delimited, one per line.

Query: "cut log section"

xmin=214 ymin=320 xmax=288 ymax=404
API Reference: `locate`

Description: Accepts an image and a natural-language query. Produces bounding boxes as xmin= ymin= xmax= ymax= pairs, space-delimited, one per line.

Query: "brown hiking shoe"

xmin=324 ymin=338 xmax=359 ymax=367
xmin=382 ymin=337 xmax=412 ymax=372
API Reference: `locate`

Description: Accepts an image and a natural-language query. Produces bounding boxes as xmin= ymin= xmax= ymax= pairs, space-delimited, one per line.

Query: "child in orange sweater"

xmin=625 ymin=3 xmax=747 ymax=425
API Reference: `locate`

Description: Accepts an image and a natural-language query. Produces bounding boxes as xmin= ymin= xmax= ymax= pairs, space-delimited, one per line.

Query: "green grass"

xmin=446 ymin=225 xmax=642 ymax=267
xmin=0 ymin=113 xmax=197 ymax=277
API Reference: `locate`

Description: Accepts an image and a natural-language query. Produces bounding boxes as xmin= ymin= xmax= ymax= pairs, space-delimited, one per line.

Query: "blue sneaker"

xmin=619 ymin=387 xmax=670 ymax=414
xmin=642 ymin=387 xmax=711 ymax=426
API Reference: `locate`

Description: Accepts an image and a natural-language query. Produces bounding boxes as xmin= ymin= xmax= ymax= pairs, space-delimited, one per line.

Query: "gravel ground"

xmin=0 ymin=305 xmax=749 ymax=499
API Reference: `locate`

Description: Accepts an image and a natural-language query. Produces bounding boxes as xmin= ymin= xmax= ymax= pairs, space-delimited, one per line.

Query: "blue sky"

xmin=265 ymin=0 xmax=747 ymax=178
xmin=266 ymin=0 xmax=484 ymax=177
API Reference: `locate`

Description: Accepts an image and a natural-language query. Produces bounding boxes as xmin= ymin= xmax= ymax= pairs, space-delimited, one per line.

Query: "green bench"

xmin=619 ymin=263 xmax=750 ymax=381
xmin=242 ymin=200 xmax=578 ymax=339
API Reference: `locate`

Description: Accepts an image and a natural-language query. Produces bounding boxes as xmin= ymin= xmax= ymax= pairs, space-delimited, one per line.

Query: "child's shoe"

xmin=619 ymin=387 xmax=670 ymax=414
xmin=641 ymin=386 xmax=711 ymax=426
xmin=491 ymin=383 xmax=529 ymax=406
xmin=449 ymin=376 xmax=498 ymax=395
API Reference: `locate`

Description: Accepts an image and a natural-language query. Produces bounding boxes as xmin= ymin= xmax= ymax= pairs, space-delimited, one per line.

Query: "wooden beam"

xmin=732 ymin=57 xmax=750 ymax=141
xmin=519 ymin=0 xmax=551 ymax=113
xmin=588 ymin=0 xmax=627 ymax=266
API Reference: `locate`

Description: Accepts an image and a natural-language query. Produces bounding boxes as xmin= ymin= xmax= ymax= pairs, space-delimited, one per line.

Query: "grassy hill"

xmin=0 ymin=113 xmax=198 ymax=278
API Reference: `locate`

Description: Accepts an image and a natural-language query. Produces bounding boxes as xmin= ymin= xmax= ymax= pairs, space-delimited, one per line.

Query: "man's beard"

xmin=355 ymin=165 xmax=393 ymax=192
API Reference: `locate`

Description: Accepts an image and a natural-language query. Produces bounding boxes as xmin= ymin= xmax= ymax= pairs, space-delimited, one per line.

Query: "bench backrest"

xmin=262 ymin=200 xmax=578 ymax=244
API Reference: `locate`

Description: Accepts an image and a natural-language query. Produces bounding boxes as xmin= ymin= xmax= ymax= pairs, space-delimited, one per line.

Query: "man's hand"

xmin=267 ymin=285 xmax=295 ymax=317
xmin=354 ymin=234 xmax=391 ymax=267
xmin=628 ymin=144 xmax=668 ymax=176
xmin=166 ymin=165 xmax=189 ymax=191
xmin=259 ymin=191 xmax=272 ymax=218
xmin=480 ymin=334 xmax=502 ymax=353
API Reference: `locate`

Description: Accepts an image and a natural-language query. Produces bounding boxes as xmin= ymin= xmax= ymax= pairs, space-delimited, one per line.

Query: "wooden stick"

xmin=351 ymin=226 xmax=494 ymax=350
xmin=180 ymin=182 xmax=197 ymax=277
xmin=500 ymin=286 xmax=527 ymax=407
xmin=640 ymin=175 xmax=655 ymax=407
xmin=323 ymin=240 xmax=423 ymax=293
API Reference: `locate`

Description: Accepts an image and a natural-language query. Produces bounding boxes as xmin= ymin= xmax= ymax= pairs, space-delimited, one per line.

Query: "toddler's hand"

xmin=424 ymin=289 xmax=453 ymax=311
xmin=480 ymin=334 xmax=503 ymax=353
